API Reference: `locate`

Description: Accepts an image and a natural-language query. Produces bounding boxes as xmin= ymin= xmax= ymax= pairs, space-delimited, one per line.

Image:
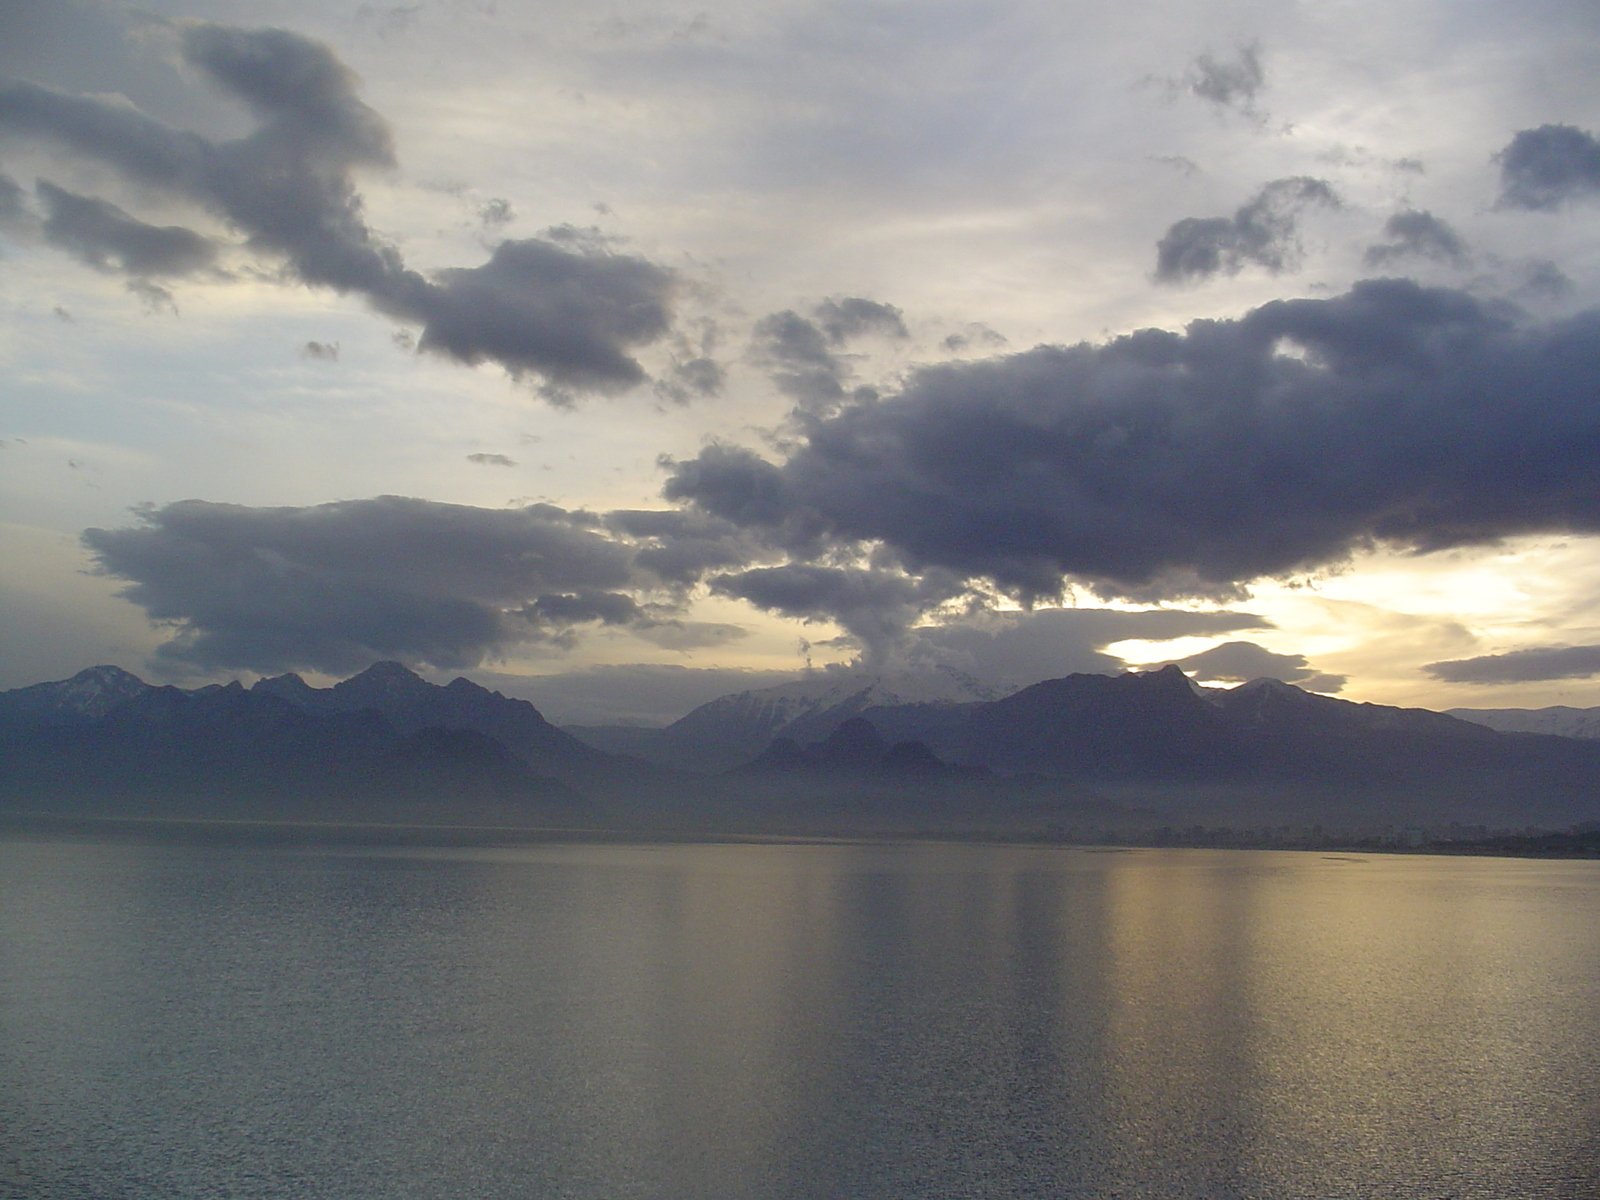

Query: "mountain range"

xmin=3 ymin=662 xmax=1598 ymax=835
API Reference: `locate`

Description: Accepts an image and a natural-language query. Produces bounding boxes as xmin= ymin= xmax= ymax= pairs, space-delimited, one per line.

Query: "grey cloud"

xmin=656 ymin=355 xmax=725 ymax=404
xmin=1155 ymin=177 xmax=1340 ymax=283
xmin=0 ymin=23 xmax=675 ymax=395
xmin=754 ymin=308 xmax=846 ymax=410
xmin=754 ymin=297 xmax=904 ymax=412
xmin=1496 ymin=124 xmax=1600 ymax=211
xmin=1170 ymin=640 xmax=1345 ymax=691
xmin=666 ymin=279 xmax=1600 ymax=603
xmin=1425 ymin=644 xmax=1600 ymax=684
xmin=466 ymin=452 xmax=515 ymax=467
xmin=0 ymin=166 xmax=27 ymax=225
xmin=524 ymin=589 xmax=643 ymax=627
xmin=710 ymin=563 xmax=962 ymax=662
xmin=1364 ymin=209 xmax=1468 ymax=268
xmin=415 ymin=238 xmax=673 ymax=392
xmin=478 ymin=197 xmax=515 ymax=229
xmin=82 ymin=496 xmax=647 ymax=674
xmin=605 ymin=507 xmax=765 ymax=586
xmin=1519 ymin=259 xmax=1573 ymax=300
xmin=302 ymin=340 xmax=339 ymax=360
xmin=35 ymin=180 xmax=217 ymax=277
xmin=813 ymin=296 xmax=907 ymax=344
xmin=943 ymin=322 xmax=1008 ymax=353
xmin=1187 ymin=42 xmax=1265 ymax=116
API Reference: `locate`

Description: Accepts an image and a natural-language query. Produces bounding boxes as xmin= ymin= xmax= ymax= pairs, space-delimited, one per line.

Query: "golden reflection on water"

xmin=2 ymin=838 xmax=1597 ymax=1198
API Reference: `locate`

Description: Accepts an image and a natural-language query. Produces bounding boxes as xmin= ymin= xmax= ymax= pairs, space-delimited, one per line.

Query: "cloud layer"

xmin=667 ymin=279 xmax=1600 ymax=603
xmin=82 ymin=497 xmax=659 ymax=673
xmin=0 ymin=23 xmax=676 ymax=394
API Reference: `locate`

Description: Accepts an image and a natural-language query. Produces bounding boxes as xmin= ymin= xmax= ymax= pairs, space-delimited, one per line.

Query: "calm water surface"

xmin=1 ymin=835 xmax=1596 ymax=1198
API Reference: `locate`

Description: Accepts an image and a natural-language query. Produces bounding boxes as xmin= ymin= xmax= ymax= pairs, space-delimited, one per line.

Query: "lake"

xmin=1 ymin=833 xmax=1596 ymax=1198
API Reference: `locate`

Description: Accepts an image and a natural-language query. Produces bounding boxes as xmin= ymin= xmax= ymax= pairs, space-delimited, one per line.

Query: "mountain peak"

xmin=333 ymin=660 xmax=432 ymax=703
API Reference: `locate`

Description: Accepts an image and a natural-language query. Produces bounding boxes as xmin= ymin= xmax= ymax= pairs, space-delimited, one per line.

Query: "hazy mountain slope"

xmin=1447 ymin=705 xmax=1600 ymax=739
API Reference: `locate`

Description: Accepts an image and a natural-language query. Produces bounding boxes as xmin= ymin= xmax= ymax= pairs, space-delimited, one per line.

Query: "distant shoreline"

xmin=3 ymin=811 xmax=1596 ymax=859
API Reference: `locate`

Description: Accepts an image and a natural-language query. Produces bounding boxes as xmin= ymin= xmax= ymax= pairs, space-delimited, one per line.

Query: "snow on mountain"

xmin=0 ymin=664 xmax=154 ymax=726
xmin=1447 ymin=706 xmax=1600 ymax=739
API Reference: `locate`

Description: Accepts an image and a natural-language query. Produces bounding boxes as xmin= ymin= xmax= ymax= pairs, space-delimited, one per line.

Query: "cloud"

xmin=1496 ymin=124 xmax=1600 ymax=211
xmin=812 ymin=296 xmax=907 ymax=343
xmin=34 ymin=180 xmax=218 ymax=277
xmin=477 ymin=197 xmax=515 ymax=229
xmin=416 ymin=238 xmax=674 ymax=394
xmin=1364 ymin=209 xmax=1469 ymax=268
xmin=753 ymin=308 xmax=848 ymax=410
xmin=0 ymin=166 xmax=29 ymax=226
xmin=1186 ymin=42 xmax=1265 ymax=117
xmin=604 ymin=507 xmax=766 ymax=586
xmin=1155 ymin=177 xmax=1340 ymax=283
xmin=665 ymin=279 xmax=1600 ymax=603
xmin=1425 ymin=644 xmax=1600 ymax=684
xmin=81 ymin=496 xmax=658 ymax=674
xmin=302 ymin=340 xmax=340 ymax=361
xmin=752 ymin=296 xmax=905 ymax=412
xmin=126 ymin=278 xmax=177 ymax=314
xmin=943 ymin=322 xmax=1008 ymax=353
xmin=709 ymin=563 xmax=963 ymax=662
xmin=0 ymin=22 xmax=675 ymax=395
xmin=901 ymin=607 xmax=1269 ymax=687
xmin=1168 ymin=640 xmax=1345 ymax=691
xmin=466 ymin=452 xmax=515 ymax=467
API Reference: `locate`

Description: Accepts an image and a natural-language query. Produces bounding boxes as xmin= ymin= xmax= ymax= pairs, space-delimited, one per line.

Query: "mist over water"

xmin=2 ymin=837 xmax=1596 ymax=1198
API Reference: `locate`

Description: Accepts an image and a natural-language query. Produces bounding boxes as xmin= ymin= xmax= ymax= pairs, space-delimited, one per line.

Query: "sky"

xmin=3 ymin=0 xmax=1600 ymax=725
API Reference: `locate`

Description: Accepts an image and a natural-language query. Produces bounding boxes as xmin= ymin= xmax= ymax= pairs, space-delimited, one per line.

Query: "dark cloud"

xmin=1364 ymin=209 xmax=1468 ymax=268
xmin=302 ymin=340 xmax=339 ymax=361
xmin=1155 ymin=177 xmax=1340 ymax=283
xmin=523 ymin=589 xmax=643 ymax=627
xmin=1425 ymin=644 xmax=1600 ymax=684
xmin=753 ymin=308 xmax=847 ymax=409
xmin=35 ymin=180 xmax=217 ymax=277
xmin=813 ymin=296 xmax=907 ymax=344
xmin=1496 ymin=124 xmax=1600 ymax=211
xmin=81 ymin=496 xmax=651 ymax=674
xmin=604 ymin=507 xmax=766 ymax=586
xmin=415 ymin=238 xmax=673 ymax=393
xmin=0 ymin=23 xmax=675 ymax=395
xmin=466 ymin=452 xmax=515 ymax=467
xmin=666 ymin=279 xmax=1600 ymax=603
xmin=709 ymin=563 xmax=963 ymax=662
xmin=752 ymin=297 xmax=904 ymax=412
xmin=657 ymin=355 xmax=725 ymax=404
xmin=1186 ymin=42 xmax=1265 ymax=116
xmin=1169 ymin=640 xmax=1345 ymax=691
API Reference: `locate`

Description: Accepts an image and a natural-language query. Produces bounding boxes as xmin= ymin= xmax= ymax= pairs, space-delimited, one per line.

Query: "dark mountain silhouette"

xmin=3 ymin=663 xmax=1599 ymax=834
xmin=251 ymin=662 xmax=622 ymax=790
xmin=0 ymin=666 xmax=581 ymax=822
xmin=738 ymin=717 xmax=963 ymax=780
